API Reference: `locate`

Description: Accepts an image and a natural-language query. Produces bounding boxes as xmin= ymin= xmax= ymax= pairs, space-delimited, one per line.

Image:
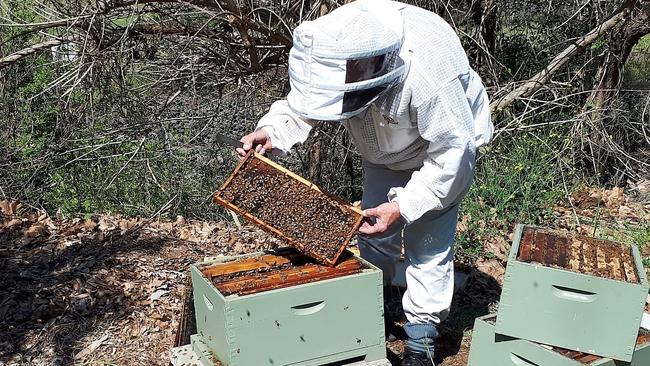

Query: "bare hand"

xmin=237 ymin=129 xmax=273 ymax=158
xmin=359 ymin=202 xmax=401 ymax=235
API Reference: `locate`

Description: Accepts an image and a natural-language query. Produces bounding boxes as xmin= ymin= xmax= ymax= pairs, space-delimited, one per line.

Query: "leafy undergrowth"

xmin=1 ymin=184 xmax=648 ymax=366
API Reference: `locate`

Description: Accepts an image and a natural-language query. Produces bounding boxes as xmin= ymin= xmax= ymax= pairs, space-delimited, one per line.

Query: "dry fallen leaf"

xmin=123 ymin=281 xmax=135 ymax=293
xmin=0 ymin=200 xmax=11 ymax=215
xmin=83 ymin=219 xmax=97 ymax=230
xmin=483 ymin=236 xmax=510 ymax=262
xmin=23 ymin=224 xmax=48 ymax=238
xmin=457 ymin=214 xmax=470 ymax=233
xmin=74 ymin=334 xmax=109 ymax=360
xmin=0 ymin=200 xmax=20 ymax=216
xmin=618 ymin=205 xmax=636 ymax=219
xmin=6 ymin=218 xmax=22 ymax=229
xmin=475 ymin=257 xmax=506 ymax=284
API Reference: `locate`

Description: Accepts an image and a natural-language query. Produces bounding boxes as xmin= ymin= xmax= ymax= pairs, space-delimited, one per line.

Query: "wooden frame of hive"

xmin=214 ymin=150 xmax=364 ymax=266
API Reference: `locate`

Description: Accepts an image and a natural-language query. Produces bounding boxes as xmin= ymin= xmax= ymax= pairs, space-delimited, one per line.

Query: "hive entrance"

xmin=215 ymin=152 xmax=362 ymax=265
xmin=201 ymin=249 xmax=367 ymax=296
xmin=517 ymin=227 xmax=639 ymax=283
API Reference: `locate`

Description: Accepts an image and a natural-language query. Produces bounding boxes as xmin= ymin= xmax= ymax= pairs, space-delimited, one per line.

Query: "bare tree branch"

xmin=0 ymin=36 xmax=74 ymax=70
xmin=490 ymin=0 xmax=640 ymax=112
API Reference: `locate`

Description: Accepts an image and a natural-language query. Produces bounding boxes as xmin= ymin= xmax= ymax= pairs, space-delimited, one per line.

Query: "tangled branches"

xmin=0 ymin=0 xmax=649 ymax=217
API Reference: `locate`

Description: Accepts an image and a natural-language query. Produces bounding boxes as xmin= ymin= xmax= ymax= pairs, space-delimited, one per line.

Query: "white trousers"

xmin=358 ymin=161 xmax=457 ymax=325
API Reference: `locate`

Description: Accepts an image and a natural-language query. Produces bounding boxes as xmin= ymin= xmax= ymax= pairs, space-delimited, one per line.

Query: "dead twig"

xmin=0 ymin=36 xmax=75 ymax=70
xmin=491 ymin=0 xmax=639 ymax=112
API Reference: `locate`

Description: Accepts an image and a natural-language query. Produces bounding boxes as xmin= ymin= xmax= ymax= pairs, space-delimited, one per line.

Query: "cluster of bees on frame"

xmin=224 ymin=158 xmax=357 ymax=260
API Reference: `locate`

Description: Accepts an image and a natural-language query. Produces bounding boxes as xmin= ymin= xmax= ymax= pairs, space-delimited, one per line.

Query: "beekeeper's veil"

xmin=287 ymin=0 xmax=407 ymax=121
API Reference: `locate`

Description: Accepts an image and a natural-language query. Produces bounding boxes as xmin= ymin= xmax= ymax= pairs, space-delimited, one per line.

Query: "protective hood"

xmin=287 ymin=0 xmax=407 ymax=121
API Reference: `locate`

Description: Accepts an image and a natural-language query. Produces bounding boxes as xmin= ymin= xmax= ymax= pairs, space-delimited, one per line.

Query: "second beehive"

xmin=496 ymin=225 xmax=648 ymax=361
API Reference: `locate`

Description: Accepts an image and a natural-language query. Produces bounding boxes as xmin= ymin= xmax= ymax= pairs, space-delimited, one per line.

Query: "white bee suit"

xmin=255 ymin=0 xmax=493 ymax=327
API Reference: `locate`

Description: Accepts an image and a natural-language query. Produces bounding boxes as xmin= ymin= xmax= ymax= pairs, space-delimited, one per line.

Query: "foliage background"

xmin=1 ymin=0 xmax=649 ymax=262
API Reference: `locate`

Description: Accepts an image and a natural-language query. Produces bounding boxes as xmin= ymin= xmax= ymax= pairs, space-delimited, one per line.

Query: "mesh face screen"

xmin=341 ymin=85 xmax=388 ymax=114
xmin=340 ymin=50 xmax=399 ymax=114
xmin=345 ymin=50 xmax=399 ymax=83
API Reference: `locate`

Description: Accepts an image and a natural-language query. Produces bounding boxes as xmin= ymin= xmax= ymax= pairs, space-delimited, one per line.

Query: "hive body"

xmin=190 ymin=250 xmax=386 ymax=366
xmin=469 ymin=315 xmax=650 ymax=366
xmin=496 ymin=224 xmax=649 ymax=361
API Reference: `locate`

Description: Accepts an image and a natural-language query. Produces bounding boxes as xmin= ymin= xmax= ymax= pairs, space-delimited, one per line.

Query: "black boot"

xmin=402 ymin=323 xmax=437 ymax=366
xmin=402 ymin=350 xmax=435 ymax=366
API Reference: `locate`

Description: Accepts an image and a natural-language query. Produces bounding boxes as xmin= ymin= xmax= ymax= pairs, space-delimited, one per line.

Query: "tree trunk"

xmin=469 ymin=0 xmax=497 ymax=55
xmin=586 ymin=2 xmax=650 ymax=111
xmin=582 ymin=1 xmax=650 ymax=177
xmin=464 ymin=0 xmax=498 ymax=84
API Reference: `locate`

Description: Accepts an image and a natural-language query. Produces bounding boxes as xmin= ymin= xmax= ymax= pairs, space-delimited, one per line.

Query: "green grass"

xmin=634 ymin=34 xmax=650 ymax=51
xmin=630 ymin=224 xmax=650 ymax=248
xmin=624 ymin=35 xmax=650 ymax=88
xmin=456 ymin=132 xmax=567 ymax=264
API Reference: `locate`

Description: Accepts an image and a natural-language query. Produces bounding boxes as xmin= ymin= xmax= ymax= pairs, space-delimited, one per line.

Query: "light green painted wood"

xmin=623 ymin=335 xmax=650 ymax=366
xmin=496 ymin=225 xmax=649 ymax=362
xmin=186 ymin=336 xmax=388 ymax=366
xmin=469 ymin=315 xmax=582 ymax=366
xmin=191 ymin=251 xmax=386 ymax=366
xmin=468 ymin=315 xmax=650 ymax=366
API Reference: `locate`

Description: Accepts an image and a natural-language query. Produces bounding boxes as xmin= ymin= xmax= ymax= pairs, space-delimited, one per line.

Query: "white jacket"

xmin=256 ymin=3 xmax=493 ymax=224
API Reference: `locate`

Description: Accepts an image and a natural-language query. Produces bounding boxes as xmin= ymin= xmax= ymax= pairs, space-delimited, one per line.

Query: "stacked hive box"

xmin=191 ymin=249 xmax=386 ymax=366
xmin=468 ymin=224 xmax=649 ymax=365
xmin=183 ymin=151 xmax=385 ymax=365
xmin=469 ymin=314 xmax=650 ymax=366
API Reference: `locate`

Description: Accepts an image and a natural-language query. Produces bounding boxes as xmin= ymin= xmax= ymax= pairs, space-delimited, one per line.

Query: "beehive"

xmin=496 ymin=224 xmax=649 ymax=361
xmin=468 ymin=314 xmax=650 ymax=366
xmin=214 ymin=151 xmax=363 ymax=265
xmin=190 ymin=249 xmax=386 ymax=366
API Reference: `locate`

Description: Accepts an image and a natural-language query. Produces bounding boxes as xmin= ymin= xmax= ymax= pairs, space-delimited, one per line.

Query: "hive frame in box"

xmin=496 ymin=224 xmax=649 ymax=362
xmin=468 ymin=314 xmax=650 ymax=366
xmin=214 ymin=150 xmax=363 ymax=265
xmin=188 ymin=250 xmax=387 ymax=366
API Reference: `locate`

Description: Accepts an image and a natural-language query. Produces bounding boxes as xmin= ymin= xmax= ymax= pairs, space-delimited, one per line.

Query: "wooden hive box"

xmin=495 ymin=224 xmax=649 ymax=362
xmin=214 ymin=151 xmax=363 ymax=265
xmin=468 ymin=314 xmax=650 ymax=366
xmin=190 ymin=248 xmax=386 ymax=366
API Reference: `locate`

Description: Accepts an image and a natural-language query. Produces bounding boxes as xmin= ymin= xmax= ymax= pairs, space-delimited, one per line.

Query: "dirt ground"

xmin=0 ymin=207 xmax=284 ymax=365
xmin=0 ymin=186 xmax=648 ymax=366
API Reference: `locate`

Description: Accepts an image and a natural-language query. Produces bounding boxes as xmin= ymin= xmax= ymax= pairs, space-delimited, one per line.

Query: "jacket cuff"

xmin=254 ymin=125 xmax=289 ymax=155
xmin=388 ymin=187 xmax=423 ymax=225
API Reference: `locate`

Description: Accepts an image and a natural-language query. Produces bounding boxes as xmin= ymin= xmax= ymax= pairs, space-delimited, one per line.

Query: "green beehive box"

xmin=496 ymin=224 xmax=649 ymax=362
xmin=468 ymin=314 xmax=650 ymax=366
xmin=190 ymin=249 xmax=386 ymax=366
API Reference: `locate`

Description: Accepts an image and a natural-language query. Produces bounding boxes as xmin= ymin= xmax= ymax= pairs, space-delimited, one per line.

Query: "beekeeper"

xmin=236 ymin=1 xmax=493 ymax=365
